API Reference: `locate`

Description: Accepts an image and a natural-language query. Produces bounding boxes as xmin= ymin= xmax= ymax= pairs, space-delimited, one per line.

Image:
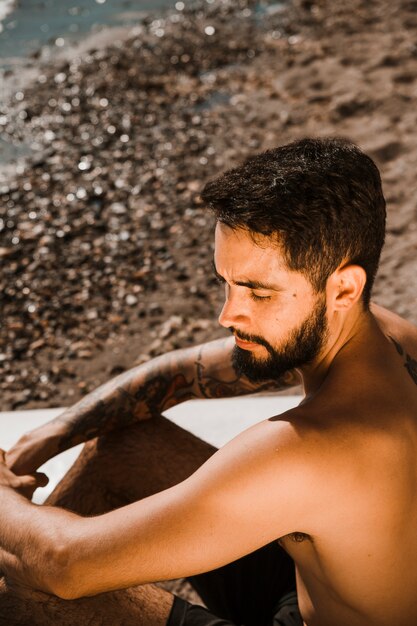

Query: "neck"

xmin=298 ymin=304 xmax=375 ymax=396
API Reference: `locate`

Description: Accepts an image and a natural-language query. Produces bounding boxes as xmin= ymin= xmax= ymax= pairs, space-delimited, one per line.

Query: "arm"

xmin=0 ymin=449 xmax=74 ymax=592
xmin=1 ymin=418 xmax=311 ymax=599
xmin=7 ymin=337 xmax=300 ymax=475
xmin=0 ymin=488 xmax=77 ymax=595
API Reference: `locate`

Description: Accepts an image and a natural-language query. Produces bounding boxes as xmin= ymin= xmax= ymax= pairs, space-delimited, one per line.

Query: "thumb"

xmin=18 ymin=474 xmax=38 ymax=489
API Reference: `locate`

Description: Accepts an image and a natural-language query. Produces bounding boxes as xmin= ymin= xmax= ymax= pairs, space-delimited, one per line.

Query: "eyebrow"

xmin=212 ymin=260 xmax=282 ymax=291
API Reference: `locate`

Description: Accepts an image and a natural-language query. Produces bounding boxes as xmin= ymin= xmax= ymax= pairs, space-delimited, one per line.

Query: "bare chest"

xmin=276 ymin=508 xmax=417 ymax=626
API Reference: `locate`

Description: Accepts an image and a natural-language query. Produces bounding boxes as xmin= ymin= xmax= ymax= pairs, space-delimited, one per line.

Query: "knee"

xmin=0 ymin=577 xmax=54 ymax=625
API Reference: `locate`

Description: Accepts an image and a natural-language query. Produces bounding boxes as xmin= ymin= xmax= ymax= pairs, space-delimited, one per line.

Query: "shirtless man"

xmin=1 ymin=137 xmax=417 ymax=626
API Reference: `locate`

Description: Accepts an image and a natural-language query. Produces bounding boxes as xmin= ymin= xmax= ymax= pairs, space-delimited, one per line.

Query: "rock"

xmin=160 ymin=315 xmax=183 ymax=339
xmin=2 ymin=0 xmax=417 ymax=410
xmin=369 ymin=140 xmax=403 ymax=164
xmin=0 ymin=248 xmax=15 ymax=258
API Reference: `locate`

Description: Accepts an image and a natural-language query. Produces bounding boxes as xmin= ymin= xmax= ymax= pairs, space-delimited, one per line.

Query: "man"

xmin=1 ymin=137 xmax=417 ymax=626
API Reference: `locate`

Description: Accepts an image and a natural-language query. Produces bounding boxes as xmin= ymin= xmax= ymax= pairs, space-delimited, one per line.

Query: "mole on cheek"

xmin=292 ymin=293 xmax=297 ymax=298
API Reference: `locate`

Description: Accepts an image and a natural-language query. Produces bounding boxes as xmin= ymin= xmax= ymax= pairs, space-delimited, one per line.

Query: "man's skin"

xmin=1 ymin=222 xmax=417 ymax=626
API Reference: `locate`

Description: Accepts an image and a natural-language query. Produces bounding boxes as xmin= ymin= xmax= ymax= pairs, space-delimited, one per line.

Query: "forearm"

xmin=17 ymin=350 xmax=197 ymax=459
xmin=23 ymin=338 xmax=298 ymax=455
xmin=8 ymin=338 xmax=300 ymax=473
xmin=52 ymin=353 xmax=192 ymax=451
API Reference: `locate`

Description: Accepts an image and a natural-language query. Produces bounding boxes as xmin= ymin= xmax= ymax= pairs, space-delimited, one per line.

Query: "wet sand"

xmin=1 ymin=0 xmax=417 ymax=410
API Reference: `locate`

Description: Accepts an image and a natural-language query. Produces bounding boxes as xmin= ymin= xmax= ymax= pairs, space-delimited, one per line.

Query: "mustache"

xmin=229 ymin=327 xmax=272 ymax=351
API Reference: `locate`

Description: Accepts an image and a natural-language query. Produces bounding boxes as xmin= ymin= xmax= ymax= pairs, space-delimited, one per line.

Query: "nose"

xmin=218 ymin=289 xmax=248 ymax=329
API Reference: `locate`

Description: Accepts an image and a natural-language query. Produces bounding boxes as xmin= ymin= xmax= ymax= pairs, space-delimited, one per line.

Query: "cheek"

xmin=269 ymin=302 xmax=305 ymax=332
xmin=269 ymin=299 xmax=295 ymax=321
xmin=257 ymin=308 xmax=292 ymax=335
xmin=276 ymin=289 xmax=315 ymax=320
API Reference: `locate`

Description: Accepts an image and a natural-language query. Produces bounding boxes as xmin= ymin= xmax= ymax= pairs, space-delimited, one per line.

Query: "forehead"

xmin=214 ymin=222 xmax=288 ymax=275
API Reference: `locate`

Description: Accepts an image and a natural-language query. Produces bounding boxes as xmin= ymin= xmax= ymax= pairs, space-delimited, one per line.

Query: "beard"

xmin=231 ymin=296 xmax=328 ymax=383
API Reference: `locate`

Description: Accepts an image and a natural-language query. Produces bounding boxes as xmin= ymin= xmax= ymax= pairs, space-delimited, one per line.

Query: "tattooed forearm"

xmin=54 ymin=337 xmax=299 ymax=453
xmin=56 ymin=357 xmax=196 ymax=451
xmin=57 ymin=388 xmax=138 ymax=451
xmin=389 ymin=336 xmax=417 ymax=385
xmin=195 ymin=344 xmax=229 ymax=398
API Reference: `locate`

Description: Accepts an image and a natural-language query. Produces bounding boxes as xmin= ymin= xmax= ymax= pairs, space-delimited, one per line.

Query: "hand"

xmin=5 ymin=428 xmax=60 ymax=477
xmin=0 ymin=449 xmax=49 ymax=500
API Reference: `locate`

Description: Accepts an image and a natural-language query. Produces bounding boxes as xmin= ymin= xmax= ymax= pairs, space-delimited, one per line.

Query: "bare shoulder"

xmin=189 ymin=408 xmax=329 ymax=524
xmin=372 ymin=303 xmax=417 ymax=346
xmin=371 ymin=305 xmax=417 ymax=386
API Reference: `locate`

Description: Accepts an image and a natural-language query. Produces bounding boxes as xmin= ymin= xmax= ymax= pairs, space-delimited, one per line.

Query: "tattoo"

xmin=56 ymin=338 xmax=299 ymax=452
xmin=194 ymin=344 xmax=242 ymax=398
xmin=133 ymin=372 xmax=195 ymax=415
xmin=194 ymin=340 xmax=292 ymax=399
xmin=57 ymin=362 xmax=195 ymax=451
xmin=389 ymin=336 xmax=417 ymax=385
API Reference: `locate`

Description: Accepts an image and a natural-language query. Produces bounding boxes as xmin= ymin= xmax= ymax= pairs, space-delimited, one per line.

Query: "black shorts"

xmin=166 ymin=541 xmax=303 ymax=626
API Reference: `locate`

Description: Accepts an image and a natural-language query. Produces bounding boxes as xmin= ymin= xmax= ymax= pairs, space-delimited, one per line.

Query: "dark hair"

xmin=202 ymin=137 xmax=386 ymax=308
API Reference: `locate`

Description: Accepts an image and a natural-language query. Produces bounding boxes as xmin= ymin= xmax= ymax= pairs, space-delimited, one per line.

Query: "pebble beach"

xmin=1 ymin=0 xmax=417 ymax=411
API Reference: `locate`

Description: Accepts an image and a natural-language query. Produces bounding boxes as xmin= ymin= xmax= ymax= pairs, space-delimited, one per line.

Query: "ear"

xmin=327 ymin=264 xmax=367 ymax=311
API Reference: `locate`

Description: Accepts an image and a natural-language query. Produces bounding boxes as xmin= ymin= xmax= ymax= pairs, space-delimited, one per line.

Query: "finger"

xmin=19 ymin=473 xmax=48 ymax=489
xmin=34 ymin=472 xmax=49 ymax=487
xmin=0 ymin=449 xmax=5 ymax=462
xmin=18 ymin=475 xmax=38 ymax=489
xmin=15 ymin=476 xmax=39 ymax=499
xmin=5 ymin=451 xmax=29 ymax=475
xmin=19 ymin=475 xmax=39 ymax=490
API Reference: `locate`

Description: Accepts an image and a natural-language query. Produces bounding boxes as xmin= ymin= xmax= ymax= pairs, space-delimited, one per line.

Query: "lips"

xmin=234 ymin=336 xmax=260 ymax=349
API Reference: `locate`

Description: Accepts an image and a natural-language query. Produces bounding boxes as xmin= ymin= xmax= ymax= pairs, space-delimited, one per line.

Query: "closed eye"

xmin=250 ymin=292 xmax=272 ymax=302
xmin=213 ymin=263 xmax=272 ymax=301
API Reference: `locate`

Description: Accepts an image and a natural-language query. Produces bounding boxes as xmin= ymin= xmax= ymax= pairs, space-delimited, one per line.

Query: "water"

xmin=0 ymin=0 xmax=282 ymax=170
xmin=0 ymin=1 xmax=284 ymax=72
xmin=0 ymin=0 xmax=177 ymax=68
xmin=0 ymin=0 xmax=178 ymax=171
